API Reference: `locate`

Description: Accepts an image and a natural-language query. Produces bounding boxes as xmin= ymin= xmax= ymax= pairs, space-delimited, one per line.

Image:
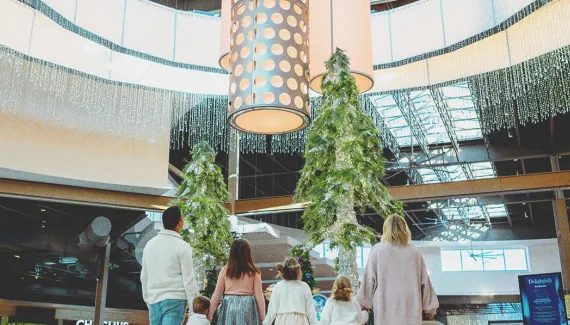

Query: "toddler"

xmin=319 ymin=276 xmax=368 ymax=325
xmin=263 ymin=257 xmax=318 ymax=325
xmin=188 ymin=296 xmax=210 ymax=325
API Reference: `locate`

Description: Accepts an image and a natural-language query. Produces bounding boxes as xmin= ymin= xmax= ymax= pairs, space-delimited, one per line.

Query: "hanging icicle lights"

xmin=225 ymin=0 xmax=311 ymax=135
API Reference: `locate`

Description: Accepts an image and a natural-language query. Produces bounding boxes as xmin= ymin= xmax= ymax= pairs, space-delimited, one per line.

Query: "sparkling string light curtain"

xmin=0 ymin=46 xmax=172 ymax=143
xmin=226 ymin=0 xmax=311 ymax=134
xmin=4 ymin=0 xmax=570 ymax=155
xmin=370 ymin=0 xmax=570 ymax=93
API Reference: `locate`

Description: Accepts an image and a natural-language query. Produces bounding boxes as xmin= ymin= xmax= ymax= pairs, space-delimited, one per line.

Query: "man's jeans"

xmin=149 ymin=299 xmax=187 ymax=325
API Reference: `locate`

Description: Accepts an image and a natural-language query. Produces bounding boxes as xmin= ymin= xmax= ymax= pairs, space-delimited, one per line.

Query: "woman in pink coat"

xmin=356 ymin=214 xmax=439 ymax=325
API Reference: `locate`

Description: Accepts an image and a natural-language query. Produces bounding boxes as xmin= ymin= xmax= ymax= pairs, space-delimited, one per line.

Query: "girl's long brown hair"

xmin=225 ymin=239 xmax=260 ymax=279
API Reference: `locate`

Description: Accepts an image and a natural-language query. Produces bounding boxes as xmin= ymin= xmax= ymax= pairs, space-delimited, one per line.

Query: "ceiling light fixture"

xmin=219 ymin=0 xmax=232 ymax=71
xmin=222 ymin=0 xmax=311 ymax=134
xmin=308 ymin=0 xmax=374 ymax=93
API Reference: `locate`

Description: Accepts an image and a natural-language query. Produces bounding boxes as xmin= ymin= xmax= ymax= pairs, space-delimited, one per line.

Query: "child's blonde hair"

xmin=332 ymin=275 xmax=353 ymax=301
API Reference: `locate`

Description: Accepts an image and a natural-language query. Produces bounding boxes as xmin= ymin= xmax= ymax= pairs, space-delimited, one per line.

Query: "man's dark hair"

xmin=193 ymin=296 xmax=210 ymax=314
xmin=162 ymin=206 xmax=182 ymax=231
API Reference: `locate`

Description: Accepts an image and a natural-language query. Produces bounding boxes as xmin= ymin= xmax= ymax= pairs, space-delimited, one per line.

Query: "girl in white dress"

xmin=319 ymin=276 xmax=369 ymax=325
xmin=263 ymin=257 xmax=318 ymax=325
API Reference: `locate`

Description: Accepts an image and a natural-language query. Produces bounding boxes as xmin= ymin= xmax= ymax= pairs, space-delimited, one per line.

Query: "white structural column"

xmin=228 ymin=129 xmax=240 ymax=215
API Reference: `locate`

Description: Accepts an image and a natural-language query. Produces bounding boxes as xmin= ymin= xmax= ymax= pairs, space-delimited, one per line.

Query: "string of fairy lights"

xmin=3 ymin=44 xmax=570 ymax=155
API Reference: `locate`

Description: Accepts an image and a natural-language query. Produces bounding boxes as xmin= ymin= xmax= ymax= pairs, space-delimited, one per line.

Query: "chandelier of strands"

xmin=219 ymin=0 xmax=374 ymax=134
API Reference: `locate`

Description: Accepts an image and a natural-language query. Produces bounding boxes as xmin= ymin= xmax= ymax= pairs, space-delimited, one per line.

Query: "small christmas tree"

xmin=291 ymin=245 xmax=317 ymax=291
xmin=172 ymin=141 xmax=234 ymax=294
xmin=295 ymin=49 xmax=402 ymax=292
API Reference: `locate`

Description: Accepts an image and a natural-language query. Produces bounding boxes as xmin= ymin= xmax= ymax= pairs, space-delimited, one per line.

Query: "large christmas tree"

xmin=295 ymin=49 xmax=402 ymax=292
xmin=172 ymin=141 xmax=234 ymax=293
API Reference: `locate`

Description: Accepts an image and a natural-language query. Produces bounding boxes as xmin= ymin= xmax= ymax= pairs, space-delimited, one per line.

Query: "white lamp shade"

xmin=219 ymin=0 xmax=231 ymax=71
xmin=309 ymin=0 xmax=374 ymax=93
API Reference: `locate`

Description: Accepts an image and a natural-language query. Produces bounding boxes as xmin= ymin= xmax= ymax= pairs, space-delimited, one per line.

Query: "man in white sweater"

xmin=141 ymin=206 xmax=198 ymax=325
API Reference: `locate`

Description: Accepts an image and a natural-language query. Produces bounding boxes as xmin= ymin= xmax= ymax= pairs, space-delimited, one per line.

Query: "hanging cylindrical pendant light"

xmin=309 ymin=0 xmax=374 ymax=93
xmin=227 ymin=0 xmax=311 ymax=135
xmin=219 ymin=0 xmax=231 ymax=71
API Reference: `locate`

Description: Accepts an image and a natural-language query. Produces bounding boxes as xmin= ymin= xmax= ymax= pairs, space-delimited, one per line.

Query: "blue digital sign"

xmin=519 ymin=273 xmax=567 ymax=325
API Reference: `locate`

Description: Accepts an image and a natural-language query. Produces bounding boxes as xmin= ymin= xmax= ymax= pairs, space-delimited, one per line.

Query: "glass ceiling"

xmin=371 ymin=82 xmax=482 ymax=147
xmin=368 ymin=82 xmax=507 ymax=223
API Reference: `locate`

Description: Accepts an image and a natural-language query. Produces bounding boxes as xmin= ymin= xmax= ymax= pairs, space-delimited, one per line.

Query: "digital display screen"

xmin=519 ymin=273 xmax=567 ymax=325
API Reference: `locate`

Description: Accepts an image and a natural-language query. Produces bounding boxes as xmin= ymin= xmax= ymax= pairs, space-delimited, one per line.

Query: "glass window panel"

xmin=449 ymin=109 xmax=477 ymax=119
xmin=313 ymin=243 xmax=325 ymax=258
xmin=456 ymin=130 xmax=483 ymax=140
xmin=356 ymin=247 xmax=363 ymax=269
xmin=441 ymin=250 xmax=462 ymax=271
xmin=482 ymin=250 xmax=506 ymax=271
xmin=325 ymin=246 xmax=339 ymax=261
xmin=461 ymin=250 xmax=484 ymax=271
xmin=455 ymin=120 xmax=482 ymax=130
xmin=362 ymin=247 xmax=372 ymax=268
xmin=447 ymin=97 xmax=476 ymax=108
xmin=471 ymin=162 xmax=493 ymax=169
xmin=441 ymin=83 xmax=471 ymax=97
xmin=505 ymin=249 xmax=528 ymax=271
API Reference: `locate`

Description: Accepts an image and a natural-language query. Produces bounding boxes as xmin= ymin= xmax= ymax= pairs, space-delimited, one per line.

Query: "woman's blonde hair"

xmin=382 ymin=214 xmax=411 ymax=245
xmin=277 ymin=257 xmax=301 ymax=281
xmin=332 ymin=275 xmax=353 ymax=301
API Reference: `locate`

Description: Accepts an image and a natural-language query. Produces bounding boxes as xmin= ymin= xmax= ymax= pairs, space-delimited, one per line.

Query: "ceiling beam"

xmin=233 ymin=171 xmax=570 ymax=213
xmin=0 ymin=178 xmax=170 ymax=212
xmin=2 ymin=171 xmax=569 ymax=213
xmin=391 ymin=142 xmax=570 ymax=169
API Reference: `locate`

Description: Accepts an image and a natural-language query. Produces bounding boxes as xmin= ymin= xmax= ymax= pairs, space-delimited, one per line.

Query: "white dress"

xmin=263 ymin=280 xmax=318 ymax=325
xmin=318 ymin=297 xmax=369 ymax=325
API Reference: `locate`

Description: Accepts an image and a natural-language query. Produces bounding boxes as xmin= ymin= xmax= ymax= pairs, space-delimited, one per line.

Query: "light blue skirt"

xmin=217 ymin=294 xmax=261 ymax=325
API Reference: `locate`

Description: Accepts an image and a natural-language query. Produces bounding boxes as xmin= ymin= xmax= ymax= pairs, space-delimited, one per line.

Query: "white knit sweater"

xmin=263 ymin=280 xmax=318 ymax=325
xmin=140 ymin=230 xmax=198 ymax=305
xmin=319 ymin=297 xmax=369 ymax=325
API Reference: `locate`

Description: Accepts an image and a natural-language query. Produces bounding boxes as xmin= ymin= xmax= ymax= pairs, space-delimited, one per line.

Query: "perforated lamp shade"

xmin=309 ymin=0 xmax=374 ymax=93
xmin=227 ymin=0 xmax=311 ymax=134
